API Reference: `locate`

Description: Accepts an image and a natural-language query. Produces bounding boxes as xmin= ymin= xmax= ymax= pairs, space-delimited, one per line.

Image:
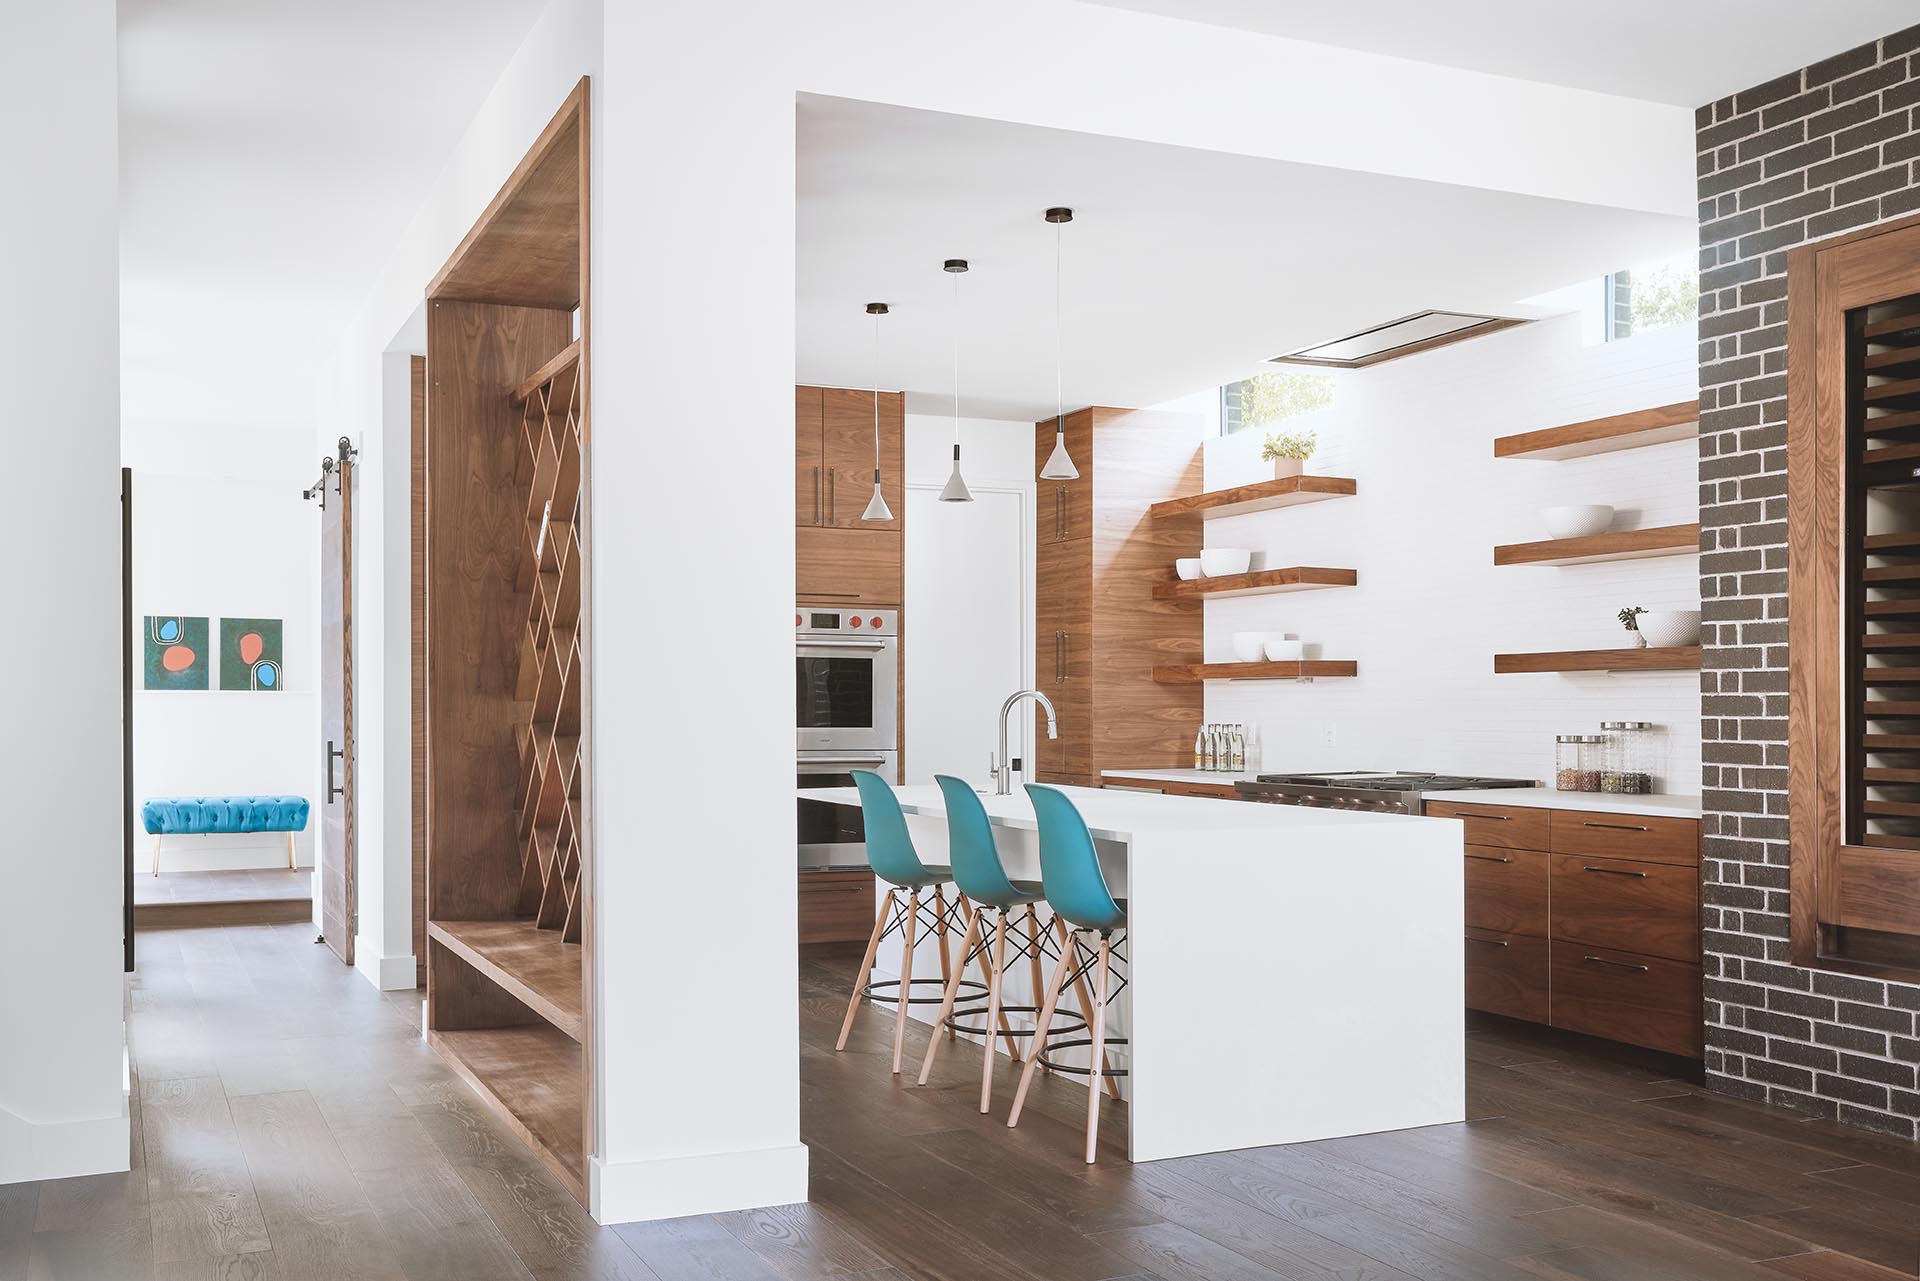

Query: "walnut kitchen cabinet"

xmin=795 ymin=385 xmax=904 ymax=605
xmin=1031 ymin=407 xmax=1204 ymax=786
xmin=1427 ymin=799 xmax=1703 ymax=1058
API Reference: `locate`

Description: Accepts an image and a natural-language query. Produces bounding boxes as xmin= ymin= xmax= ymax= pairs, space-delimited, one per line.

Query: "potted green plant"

xmin=1260 ymin=427 xmax=1316 ymax=479
xmin=1618 ymin=605 xmax=1647 ymax=649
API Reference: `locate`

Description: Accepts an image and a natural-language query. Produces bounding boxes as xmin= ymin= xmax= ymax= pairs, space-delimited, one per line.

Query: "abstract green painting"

xmin=144 ymin=616 xmax=209 ymax=690
xmin=219 ymin=617 xmax=283 ymax=691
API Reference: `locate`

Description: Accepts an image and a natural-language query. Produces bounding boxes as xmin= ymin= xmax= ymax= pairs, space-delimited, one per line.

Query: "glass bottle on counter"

xmin=1555 ymin=734 xmax=1606 ymax=792
xmin=1230 ymin=724 xmax=1246 ymax=772
xmin=1599 ymin=721 xmax=1655 ymax=794
xmin=1194 ymin=726 xmax=1207 ymax=771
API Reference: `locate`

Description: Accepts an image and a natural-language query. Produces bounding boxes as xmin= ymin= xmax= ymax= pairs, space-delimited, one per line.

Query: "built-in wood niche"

xmin=420 ymin=77 xmax=595 ymax=1203
xmin=1787 ymin=213 xmax=1920 ymax=980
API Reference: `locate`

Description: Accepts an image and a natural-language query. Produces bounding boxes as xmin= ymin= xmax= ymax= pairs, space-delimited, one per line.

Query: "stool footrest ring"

xmin=941 ymin=1001 xmax=1088 ymax=1041
xmin=861 ymin=977 xmax=985 ymax=1008
xmin=1038 ymin=1034 xmax=1131 ymax=1078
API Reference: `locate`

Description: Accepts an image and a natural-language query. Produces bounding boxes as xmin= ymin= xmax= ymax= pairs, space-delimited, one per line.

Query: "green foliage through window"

xmin=1223 ymin=371 xmax=1334 ymax=434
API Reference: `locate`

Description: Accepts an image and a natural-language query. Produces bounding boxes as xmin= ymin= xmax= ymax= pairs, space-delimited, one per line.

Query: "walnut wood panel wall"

xmin=411 ymin=355 xmax=427 ymax=982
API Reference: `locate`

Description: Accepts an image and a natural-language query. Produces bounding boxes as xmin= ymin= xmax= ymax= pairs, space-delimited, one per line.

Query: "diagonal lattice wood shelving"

xmin=512 ymin=341 xmax=585 ymax=945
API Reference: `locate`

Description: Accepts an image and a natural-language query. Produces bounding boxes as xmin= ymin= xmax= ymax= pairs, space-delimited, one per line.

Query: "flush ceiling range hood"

xmin=1269 ymin=309 xmax=1523 ymax=370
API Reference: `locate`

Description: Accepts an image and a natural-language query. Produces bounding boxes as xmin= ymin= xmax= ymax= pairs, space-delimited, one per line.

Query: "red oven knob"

xmin=849 ymin=615 xmax=862 ymax=627
xmin=869 ymin=616 xmax=883 ymax=629
xmin=795 ymin=613 xmax=801 ymax=627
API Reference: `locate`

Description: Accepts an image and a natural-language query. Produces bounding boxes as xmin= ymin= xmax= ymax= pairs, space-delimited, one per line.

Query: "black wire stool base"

xmin=861 ymin=975 xmax=986 ymax=1008
xmin=1037 ymin=1035 xmax=1131 ymax=1078
xmin=942 ymin=1000 xmax=1088 ymax=1043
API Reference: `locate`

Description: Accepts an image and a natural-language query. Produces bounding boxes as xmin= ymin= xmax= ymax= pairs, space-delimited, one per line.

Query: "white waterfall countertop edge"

xmin=797 ymin=781 xmax=1427 ymax=844
xmin=1420 ymin=787 xmax=1701 ymax=819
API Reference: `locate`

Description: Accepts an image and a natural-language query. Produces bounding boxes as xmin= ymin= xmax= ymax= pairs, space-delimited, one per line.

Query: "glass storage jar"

xmin=1556 ymin=734 xmax=1605 ymax=792
xmin=1600 ymin=721 xmax=1655 ymax=794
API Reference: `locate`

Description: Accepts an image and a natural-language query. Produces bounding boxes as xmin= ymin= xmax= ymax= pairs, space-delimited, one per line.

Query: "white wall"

xmin=0 ymin=0 xmax=129 ymax=1184
xmin=131 ymin=472 xmax=319 ymax=871
xmin=1200 ymin=314 xmax=1702 ymax=790
xmin=902 ymin=413 xmax=1036 ymax=785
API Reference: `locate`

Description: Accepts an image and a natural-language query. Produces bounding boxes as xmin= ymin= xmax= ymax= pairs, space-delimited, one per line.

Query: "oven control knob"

xmin=795 ymin=614 xmax=801 ymax=627
xmin=869 ymin=616 xmax=883 ymax=629
xmin=849 ymin=616 xmax=862 ymax=627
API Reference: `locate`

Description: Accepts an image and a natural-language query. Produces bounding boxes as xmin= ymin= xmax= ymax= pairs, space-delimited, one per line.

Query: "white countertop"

xmin=1099 ymin=768 xmax=1261 ymax=786
xmin=798 ymin=782 xmax=1423 ymax=843
xmin=1419 ymin=787 xmax=1700 ymax=819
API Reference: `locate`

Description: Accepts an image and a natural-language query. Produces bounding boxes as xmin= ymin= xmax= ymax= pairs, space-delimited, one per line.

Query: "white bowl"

xmin=1231 ymin=631 xmax=1293 ymax=663
xmin=1541 ymin=504 xmax=1615 ymax=539
xmin=1200 ymin=548 xmax=1253 ymax=577
xmin=1175 ymin=557 xmax=1202 ymax=581
xmin=1637 ymin=610 xmax=1701 ymax=648
xmin=1262 ymin=637 xmax=1305 ymax=662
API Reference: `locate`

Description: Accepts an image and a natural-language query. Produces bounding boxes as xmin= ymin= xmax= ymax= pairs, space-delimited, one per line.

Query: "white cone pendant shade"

xmin=1041 ymin=421 xmax=1079 ymax=480
xmin=940 ymin=258 xmax=974 ymax=502
xmin=861 ymin=472 xmax=893 ymax=521
xmin=1038 ymin=207 xmax=1081 ymax=482
xmin=939 ymin=445 xmax=973 ymax=502
xmin=860 ymin=302 xmax=894 ymax=522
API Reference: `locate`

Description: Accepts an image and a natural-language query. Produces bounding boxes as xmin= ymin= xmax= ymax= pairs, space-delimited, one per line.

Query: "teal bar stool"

xmin=837 ymin=770 xmax=977 ymax=1074
xmin=1009 ymin=783 xmax=1129 ymax=1163
xmin=917 ymin=776 xmax=1091 ymax=1113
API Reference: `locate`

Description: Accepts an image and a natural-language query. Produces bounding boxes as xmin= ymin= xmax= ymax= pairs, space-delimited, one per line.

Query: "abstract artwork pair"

xmin=143 ymin=616 xmax=283 ymax=691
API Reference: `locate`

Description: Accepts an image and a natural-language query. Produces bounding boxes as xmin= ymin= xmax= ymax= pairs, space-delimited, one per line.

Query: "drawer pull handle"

xmin=1581 ymin=865 xmax=1648 ymax=878
xmin=1581 ymin=955 xmax=1649 ymax=973
xmin=1457 ymin=812 xmax=1511 ymax=821
xmin=1582 ymin=821 xmax=1649 ymax=832
xmin=1465 ymin=936 xmax=1510 ymax=947
xmin=1465 ymin=853 xmax=1512 ymax=864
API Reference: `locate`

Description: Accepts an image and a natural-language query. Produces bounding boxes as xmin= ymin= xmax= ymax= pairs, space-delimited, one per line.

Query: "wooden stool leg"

xmin=1060 ymin=916 xmax=1122 ymax=1099
xmin=917 ymin=903 xmax=982 ymax=1085
xmin=151 ymin=832 xmax=162 ymax=876
xmin=1021 ymin=906 xmax=1045 ymax=1062
xmin=933 ymin=886 xmax=956 ymax=1040
xmin=837 ymin=888 xmax=895 ymax=1052
xmin=286 ymin=831 xmax=296 ymax=869
xmin=1085 ymin=935 xmax=1112 ymax=1164
xmin=1007 ymin=930 xmax=1075 ymax=1129
xmin=980 ymin=910 xmax=1009 ymax=1114
xmin=891 ymin=889 xmax=920 ymax=1075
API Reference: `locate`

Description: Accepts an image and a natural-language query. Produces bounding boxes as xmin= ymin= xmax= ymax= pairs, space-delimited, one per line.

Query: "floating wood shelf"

xmin=1493 ymin=402 xmax=1698 ymax=461
xmin=1151 ymin=660 xmax=1357 ymax=682
xmin=1494 ymin=647 xmax=1700 ymax=674
xmin=1494 ymin=524 xmax=1701 ymax=567
xmin=1153 ymin=567 xmax=1356 ymax=600
xmin=1146 ymin=475 xmax=1356 ymax=520
xmin=427 ymin=1025 xmax=585 ymax=1201
xmin=428 ymin=919 xmax=582 ymax=1040
xmin=511 ymin=339 xmax=582 ymax=407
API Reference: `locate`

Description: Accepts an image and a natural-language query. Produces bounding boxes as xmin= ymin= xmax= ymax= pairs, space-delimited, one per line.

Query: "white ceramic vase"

xmin=1271 ymin=457 xmax=1304 ymax=479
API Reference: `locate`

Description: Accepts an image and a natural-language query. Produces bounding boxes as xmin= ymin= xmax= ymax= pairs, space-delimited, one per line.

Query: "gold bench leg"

xmin=151 ymin=832 xmax=162 ymax=876
xmin=286 ymin=831 xmax=296 ymax=869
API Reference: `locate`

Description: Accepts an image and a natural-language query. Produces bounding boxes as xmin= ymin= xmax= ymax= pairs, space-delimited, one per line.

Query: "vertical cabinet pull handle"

xmin=1061 ymin=631 xmax=1070 ymax=683
xmin=828 ymin=468 xmax=836 ymax=523
xmin=325 ymin=740 xmax=345 ymax=802
xmin=813 ymin=467 xmax=821 ymax=524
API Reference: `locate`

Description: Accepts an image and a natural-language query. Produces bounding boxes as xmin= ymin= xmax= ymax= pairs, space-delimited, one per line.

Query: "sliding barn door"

xmin=319 ymin=448 xmax=356 ymax=965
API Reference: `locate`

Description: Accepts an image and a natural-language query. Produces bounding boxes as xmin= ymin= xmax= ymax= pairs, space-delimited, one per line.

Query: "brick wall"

xmin=1699 ymin=28 xmax=1920 ymax=1139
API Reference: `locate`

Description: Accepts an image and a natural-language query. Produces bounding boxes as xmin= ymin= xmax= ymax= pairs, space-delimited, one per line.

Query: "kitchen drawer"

xmin=1103 ymin=777 xmax=1240 ymax=799
xmin=1464 ymin=846 xmax=1548 ymax=937
xmin=797 ymin=526 xmax=902 ymax=605
xmin=1464 ymin=929 xmax=1548 ymax=1024
xmin=1549 ymin=943 xmax=1701 ymax=1058
xmin=1550 ymin=853 xmax=1699 ymax=963
xmin=1425 ymin=800 xmax=1550 ymax=851
xmin=798 ymin=869 xmax=877 ymax=945
xmin=1549 ymin=809 xmax=1698 ymax=866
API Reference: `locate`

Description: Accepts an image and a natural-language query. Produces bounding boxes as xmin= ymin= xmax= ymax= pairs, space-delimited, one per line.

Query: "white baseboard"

xmin=353 ymin=947 xmax=419 ymax=992
xmin=589 ymin=1142 xmax=809 ymax=1224
xmin=0 ymin=1100 xmax=130 ymax=1185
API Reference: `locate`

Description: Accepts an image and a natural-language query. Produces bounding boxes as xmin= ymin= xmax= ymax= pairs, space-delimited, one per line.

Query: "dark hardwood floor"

xmin=8 ymin=925 xmax=1917 ymax=1279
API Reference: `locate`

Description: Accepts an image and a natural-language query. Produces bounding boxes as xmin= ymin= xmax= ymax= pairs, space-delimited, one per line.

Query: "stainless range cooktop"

xmin=1234 ymin=771 xmax=1536 ymax=814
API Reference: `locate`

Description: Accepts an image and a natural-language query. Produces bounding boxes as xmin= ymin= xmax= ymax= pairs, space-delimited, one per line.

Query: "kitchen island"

xmin=797 ymin=782 xmax=1463 ymax=1162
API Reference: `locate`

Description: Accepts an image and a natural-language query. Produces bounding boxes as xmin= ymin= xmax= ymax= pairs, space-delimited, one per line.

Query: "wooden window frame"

xmin=1786 ymin=212 xmax=1920 ymax=979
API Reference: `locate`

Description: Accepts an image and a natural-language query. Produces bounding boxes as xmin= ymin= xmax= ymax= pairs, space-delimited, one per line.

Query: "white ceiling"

xmin=119 ymin=0 xmax=547 ymax=462
xmin=1077 ymin=0 xmax=1920 ymax=106
xmin=797 ymin=96 xmax=1689 ymax=422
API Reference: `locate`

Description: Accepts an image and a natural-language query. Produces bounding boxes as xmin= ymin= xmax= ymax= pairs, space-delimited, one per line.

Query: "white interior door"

xmin=904 ymin=484 xmax=1028 ymax=787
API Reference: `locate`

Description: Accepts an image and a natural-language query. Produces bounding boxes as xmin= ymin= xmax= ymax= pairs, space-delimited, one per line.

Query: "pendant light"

xmin=1039 ymin=207 xmax=1081 ymax=481
xmin=938 ymin=258 xmax=975 ymax=503
xmin=859 ymin=302 xmax=894 ymax=522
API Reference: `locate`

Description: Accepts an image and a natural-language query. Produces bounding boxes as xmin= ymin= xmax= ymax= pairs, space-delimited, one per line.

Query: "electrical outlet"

xmin=1323 ymin=723 xmax=1337 ymax=750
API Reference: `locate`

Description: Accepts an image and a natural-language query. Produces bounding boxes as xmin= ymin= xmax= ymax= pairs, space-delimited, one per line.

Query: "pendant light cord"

xmin=952 ymin=268 xmax=962 ymax=446
xmin=872 ymin=310 xmax=882 ymax=469
xmin=1055 ymin=218 xmax=1064 ymax=435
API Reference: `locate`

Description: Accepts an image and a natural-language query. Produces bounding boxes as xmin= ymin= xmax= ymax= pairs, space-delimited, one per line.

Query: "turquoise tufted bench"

xmin=141 ymin=796 xmax=311 ymax=876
